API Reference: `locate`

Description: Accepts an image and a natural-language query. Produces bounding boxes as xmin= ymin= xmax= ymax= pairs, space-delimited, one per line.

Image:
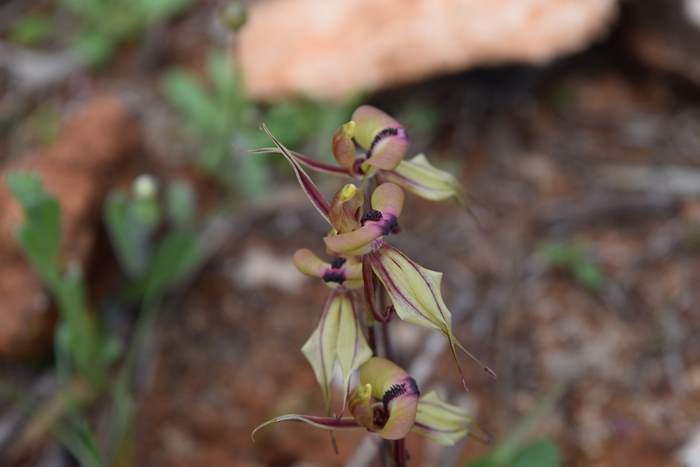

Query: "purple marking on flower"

xmin=322 ymin=269 xmax=346 ymax=284
xmin=361 ymin=209 xmax=383 ymax=225
xmin=366 ymin=127 xmax=406 ymax=159
xmin=330 ymin=257 xmax=346 ymax=269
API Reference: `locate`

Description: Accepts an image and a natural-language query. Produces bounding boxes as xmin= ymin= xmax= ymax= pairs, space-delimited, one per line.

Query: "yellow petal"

xmin=381 ymin=154 xmax=463 ymax=202
xmin=413 ymin=391 xmax=471 ymax=446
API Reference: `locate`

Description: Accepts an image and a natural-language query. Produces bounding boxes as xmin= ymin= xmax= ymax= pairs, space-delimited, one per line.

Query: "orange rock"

xmin=238 ymin=0 xmax=618 ymax=100
xmin=0 ymin=95 xmax=142 ymax=359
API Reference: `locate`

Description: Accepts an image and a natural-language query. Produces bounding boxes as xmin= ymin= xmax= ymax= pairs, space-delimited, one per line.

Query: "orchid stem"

xmin=393 ymin=438 xmax=407 ymax=467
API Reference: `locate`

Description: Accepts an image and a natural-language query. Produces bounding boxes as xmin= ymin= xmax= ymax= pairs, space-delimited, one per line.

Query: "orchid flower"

xmin=253 ymin=358 xmax=475 ymax=446
xmin=260 ymin=121 xmax=493 ymax=389
xmin=254 ymin=106 xmax=462 ymax=202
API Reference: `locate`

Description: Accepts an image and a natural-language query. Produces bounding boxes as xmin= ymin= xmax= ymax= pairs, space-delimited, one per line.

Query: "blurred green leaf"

xmin=162 ymin=70 xmax=219 ymax=133
xmin=105 ymin=191 xmax=148 ymax=277
xmin=10 ymin=13 xmax=53 ymax=46
xmin=466 ymin=384 xmax=565 ymax=467
xmin=539 ymin=241 xmax=605 ymax=291
xmin=144 ymin=229 xmax=202 ymax=298
xmin=73 ymin=30 xmax=115 ymax=66
xmin=55 ymin=416 xmax=104 ymax=467
xmin=511 ymin=439 xmax=560 ymax=467
xmin=140 ymin=0 xmax=191 ymax=22
xmin=6 ymin=172 xmax=61 ymax=286
xmin=166 ymin=180 xmax=196 ymax=228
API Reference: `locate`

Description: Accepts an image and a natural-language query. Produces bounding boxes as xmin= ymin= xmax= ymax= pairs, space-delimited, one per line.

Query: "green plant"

xmin=163 ymin=51 xmax=360 ymax=196
xmin=7 ymin=173 xmax=202 ymax=465
xmin=61 ymin=0 xmax=192 ymax=65
xmin=539 ymin=240 xmax=606 ymax=291
xmin=251 ymin=106 xmax=495 ymax=465
xmin=9 ymin=13 xmax=53 ymax=46
xmin=7 ymin=173 xmax=118 ymax=389
xmin=466 ymin=385 xmax=565 ymax=467
xmin=162 ymin=51 xmax=269 ymax=195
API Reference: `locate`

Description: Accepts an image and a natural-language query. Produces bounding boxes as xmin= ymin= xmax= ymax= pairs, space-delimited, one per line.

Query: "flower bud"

xmin=329 ymin=183 xmax=364 ymax=235
xmin=332 ymin=121 xmax=357 ymax=170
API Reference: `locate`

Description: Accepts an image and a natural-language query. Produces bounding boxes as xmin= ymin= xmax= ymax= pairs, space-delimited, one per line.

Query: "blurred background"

xmin=1 ymin=0 xmax=699 ymax=466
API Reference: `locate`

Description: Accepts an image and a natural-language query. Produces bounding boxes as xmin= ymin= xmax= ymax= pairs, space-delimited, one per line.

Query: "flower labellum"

xmin=252 ymin=358 xmax=476 ymax=447
xmin=348 ymin=357 xmax=420 ymax=440
xmin=352 ymin=106 xmax=409 ymax=172
xmin=324 ymin=183 xmax=404 ymax=256
xmin=293 ymin=248 xmax=362 ymax=289
xmin=301 ymin=292 xmax=372 ymax=410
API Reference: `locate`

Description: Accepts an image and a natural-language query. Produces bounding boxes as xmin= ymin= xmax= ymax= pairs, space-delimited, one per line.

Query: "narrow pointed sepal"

xmin=260 ymin=124 xmax=331 ymax=223
xmin=412 ymin=391 xmax=471 ymax=446
xmin=302 ymin=292 xmax=372 ymax=411
xmin=251 ymin=147 xmax=349 ymax=176
xmin=252 ymin=414 xmax=360 ymax=441
xmin=379 ymin=154 xmax=463 ymax=202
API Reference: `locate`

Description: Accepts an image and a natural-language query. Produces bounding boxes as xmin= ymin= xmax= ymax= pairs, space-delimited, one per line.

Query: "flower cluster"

xmin=253 ymin=106 xmax=493 ymax=453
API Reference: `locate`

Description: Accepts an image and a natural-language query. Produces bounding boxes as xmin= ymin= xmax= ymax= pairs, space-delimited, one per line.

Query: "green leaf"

xmin=162 ymin=70 xmax=219 ymax=134
xmin=9 ymin=13 xmax=53 ymax=46
xmin=144 ymin=229 xmax=202 ymax=298
xmin=539 ymin=241 xmax=605 ymax=291
xmin=139 ymin=0 xmax=192 ymax=24
xmin=6 ymin=173 xmax=61 ymax=286
xmin=511 ymin=439 xmax=560 ymax=467
xmin=104 ymin=191 xmax=148 ymax=277
xmin=73 ymin=30 xmax=115 ymax=66
xmin=55 ymin=416 xmax=104 ymax=467
xmin=166 ymin=180 xmax=196 ymax=228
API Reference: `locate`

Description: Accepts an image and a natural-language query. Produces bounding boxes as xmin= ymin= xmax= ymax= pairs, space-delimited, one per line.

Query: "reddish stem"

xmin=393 ymin=438 xmax=407 ymax=467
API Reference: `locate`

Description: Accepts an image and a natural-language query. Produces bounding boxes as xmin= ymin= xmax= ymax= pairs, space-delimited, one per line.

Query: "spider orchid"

xmin=261 ymin=122 xmax=494 ymax=390
xmin=254 ymin=106 xmax=463 ymax=202
xmin=253 ymin=358 xmax=476 ymax=447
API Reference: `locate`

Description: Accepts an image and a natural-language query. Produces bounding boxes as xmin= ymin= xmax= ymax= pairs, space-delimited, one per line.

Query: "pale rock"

xmin=239 ymin=0 xmax=618 ymax=100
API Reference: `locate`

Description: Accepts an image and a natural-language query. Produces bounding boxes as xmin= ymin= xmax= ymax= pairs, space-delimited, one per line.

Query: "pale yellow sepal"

xmin=302 ymin=292 xmax=372 ymax=412
xmin=381 ymin=154 xmax=463 ymax=202
xmin=412 ymin=391 xmax=472 ymax=446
